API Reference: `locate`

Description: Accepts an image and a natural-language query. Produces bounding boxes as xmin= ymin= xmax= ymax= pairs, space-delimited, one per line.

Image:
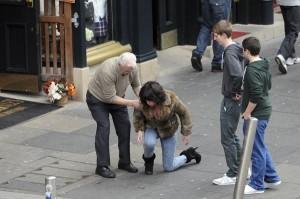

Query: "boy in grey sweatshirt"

xmin=211 ymin=20 xmax=244 ymax=186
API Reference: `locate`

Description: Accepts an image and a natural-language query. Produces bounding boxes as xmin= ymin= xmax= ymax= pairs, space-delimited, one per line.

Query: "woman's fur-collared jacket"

xmin=133 ymin=90 xmax=192 ymax=139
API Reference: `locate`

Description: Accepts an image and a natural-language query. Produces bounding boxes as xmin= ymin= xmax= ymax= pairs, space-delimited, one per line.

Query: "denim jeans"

xmin=194 ymin=0 xmax=232 ymax=65
xmin=220 ymin=97 xmax=241 ymax=177
xmin=143 ymin=128 xmax=186 ymax=172
xmin=277 ymin=6 xmax=300 ymax=59
xmin=243 ymin=120 xmax=280 ymax=190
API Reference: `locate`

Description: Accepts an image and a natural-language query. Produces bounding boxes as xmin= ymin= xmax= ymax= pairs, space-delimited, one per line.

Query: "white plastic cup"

xmin=45 ymin=176 xmax=56 ymax=199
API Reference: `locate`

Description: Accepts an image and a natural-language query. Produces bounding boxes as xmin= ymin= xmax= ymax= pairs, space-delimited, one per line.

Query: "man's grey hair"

xmin=119 ymin=52 xmax=137 ymax=70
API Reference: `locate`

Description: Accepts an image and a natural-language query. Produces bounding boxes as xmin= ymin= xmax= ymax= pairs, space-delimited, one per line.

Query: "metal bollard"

xmin=233 ymin=117 xmax=258 ymax=199
xmin=45 ymin=176 xmax=56 ymax=199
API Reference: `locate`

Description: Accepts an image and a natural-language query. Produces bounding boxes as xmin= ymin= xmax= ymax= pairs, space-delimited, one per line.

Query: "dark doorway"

xmin=152 ymin=0 xmax=159 ymax=49
xmin=177 ymin=0 xmax=201 ymax=45
xmin=152 ymin=0 xmax=177 ymax=50
xmin=0 ymin=0 xmax=40 ymax=93
xmin=152 ymin=0 xmax=202 ymax=48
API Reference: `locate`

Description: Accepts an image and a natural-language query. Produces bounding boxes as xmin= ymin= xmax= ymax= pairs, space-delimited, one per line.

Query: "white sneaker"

xmin=265 ymin=180 xmax=282 ymax=189
xmin=275 ymin=54 xmax=287 ymax=74
xmin=286 ymin=57 xmax=294 ymax=66
xmin=212 ymin=174 xmax=236 ymax=185
xmin=286 ymin=57 xmax=300 ymax=65
xmin=294 ymin=57 xmax=300 ymax=64
xmin=244 ymin=185 xmax=264 ymax=195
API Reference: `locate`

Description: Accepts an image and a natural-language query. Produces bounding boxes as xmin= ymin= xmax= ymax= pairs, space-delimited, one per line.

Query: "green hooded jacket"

xmin=241 ymin=58 xmax=272 ymax=120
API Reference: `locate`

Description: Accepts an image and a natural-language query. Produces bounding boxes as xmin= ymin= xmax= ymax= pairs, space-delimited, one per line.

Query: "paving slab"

xmin=64 ymin=169 xmax=235 ymax=199
xmin=57 ymin=104 xmax=91 ymax=119
xmin=276 ymin=164 xmax=300 ymax=185
xmin=0 ymin=190 xmax=69 ymax=199
xmin=271 ymin=79 xmax=300 ymax=98
xmin=50 ymin=151 xmax=96 ymax=165
xmin=0 ymin=190 xmax=45 ymax=199
xmin=0 ymin=143 xmax=54 ymax=166
xmin=14 ymin=173 xmax=75 ymax=187
xmin=0 ymin=161 xmax=34 ymax=185
xmin=0 ymin=180 xmax=46 ymax=194
xmin=71 ymin=123 xmax=97 ymax=137
xmin=0 ymin=126 xmax=50 ymax=144
xmin=49 ymin=160 xmax=95 ymax=173
xmin=23 ymin=132 xmax=94 ymax=154
xmin=21 ymin=114 xmax=94 ymax=133
xmin=265 ymin=126 xmax=300 ymax=150
xmin=32 ymin=167 xmax=91 ymax=180
xmin=267 ymin=111 xmax=300 ymax=129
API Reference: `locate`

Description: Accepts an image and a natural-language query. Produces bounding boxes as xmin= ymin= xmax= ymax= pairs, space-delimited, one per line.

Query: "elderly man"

xmin=86 ymin=52 xmax=141 ymax=178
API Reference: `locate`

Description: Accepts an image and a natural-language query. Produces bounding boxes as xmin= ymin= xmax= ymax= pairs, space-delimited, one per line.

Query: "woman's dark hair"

xmin=139 ymin=81 xmax=166 ymax=107
xmin=242 ymin=36 xmax=261 ymax=56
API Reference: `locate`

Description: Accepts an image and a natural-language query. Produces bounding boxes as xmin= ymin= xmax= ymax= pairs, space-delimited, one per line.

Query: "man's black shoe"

xmin=118 ymin=163 xmax=138 ymax=173
xmin=211 ymin=63 xmax=222 ymax=72
xmin=95 ymin=166 xmax=116 ymax=178
xmin=191 ymin=54 xmax=203 ymax=72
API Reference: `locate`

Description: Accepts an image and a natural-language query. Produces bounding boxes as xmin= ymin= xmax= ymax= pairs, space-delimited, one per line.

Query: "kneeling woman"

xmin=134 ymin=81 xmax=201 ymax=175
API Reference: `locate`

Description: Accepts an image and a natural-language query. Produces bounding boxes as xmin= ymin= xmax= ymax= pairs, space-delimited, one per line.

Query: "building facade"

xmin=0 ymin=0 xmax=274 ymax=100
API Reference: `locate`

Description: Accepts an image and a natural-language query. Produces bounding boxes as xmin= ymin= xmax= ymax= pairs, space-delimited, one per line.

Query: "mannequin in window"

xmin=85 ymin=0 xmax=95 ymax=28
xmin=93 ymin=0 xmax=108 ymax=44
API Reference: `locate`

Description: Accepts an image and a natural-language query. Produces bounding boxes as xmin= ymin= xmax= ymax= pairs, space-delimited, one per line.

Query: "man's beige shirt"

xmin=88 ymin=57 xmax=141 ymax=103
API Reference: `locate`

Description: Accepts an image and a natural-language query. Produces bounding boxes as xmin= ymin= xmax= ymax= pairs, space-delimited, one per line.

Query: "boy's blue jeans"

xmin=143 ymin=128 xmax=186 ymax=172
xmin=243 ymin=120 xmax=281 ymax=190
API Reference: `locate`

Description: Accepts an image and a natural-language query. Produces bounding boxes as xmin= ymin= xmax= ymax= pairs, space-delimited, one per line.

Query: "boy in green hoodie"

xmin=242 ymin=37 xmax=281 ymax=195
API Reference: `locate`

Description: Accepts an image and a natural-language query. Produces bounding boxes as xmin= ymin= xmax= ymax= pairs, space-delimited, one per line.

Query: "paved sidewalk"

xmin=0 ymin=190 xmax=69 ymax=199
xmin=1 ymin=12 xmax=300 ymax=199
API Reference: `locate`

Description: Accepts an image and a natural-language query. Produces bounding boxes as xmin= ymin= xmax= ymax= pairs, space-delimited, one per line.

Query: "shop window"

xmin=84 ymin=0 xmax=109 ymax=47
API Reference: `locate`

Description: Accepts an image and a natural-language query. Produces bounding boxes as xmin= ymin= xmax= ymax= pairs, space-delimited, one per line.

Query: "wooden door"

xmin=0 ymin=0 xmax=40 ymax=93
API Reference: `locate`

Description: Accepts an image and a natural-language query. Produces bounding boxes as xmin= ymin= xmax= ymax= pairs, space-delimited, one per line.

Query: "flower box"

xmin=43 ymin=78 xmax=76 ymax=105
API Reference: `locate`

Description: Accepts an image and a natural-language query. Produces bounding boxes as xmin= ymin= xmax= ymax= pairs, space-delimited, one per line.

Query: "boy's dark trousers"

xmin=220 ymin=97 xmax=242 ymax=177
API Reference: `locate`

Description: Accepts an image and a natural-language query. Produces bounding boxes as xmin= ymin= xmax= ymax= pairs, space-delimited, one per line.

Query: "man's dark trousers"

xmin=86 ymin=91 xmax=131 ymax=167
xmin=278 ymin=5 xmax=300 ymax=59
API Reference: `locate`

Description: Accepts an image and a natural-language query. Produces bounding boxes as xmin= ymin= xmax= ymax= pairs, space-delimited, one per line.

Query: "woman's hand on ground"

xmin=182 ymin=135 xmax=190 ymax=145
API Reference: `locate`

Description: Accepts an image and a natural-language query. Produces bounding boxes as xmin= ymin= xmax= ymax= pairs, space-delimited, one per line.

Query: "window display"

xmin=85 ymin=0 xmax=108 ymax=47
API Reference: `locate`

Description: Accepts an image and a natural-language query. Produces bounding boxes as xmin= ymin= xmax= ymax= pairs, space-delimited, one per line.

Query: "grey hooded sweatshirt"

xmin=222 ymin=42 xmax=244 ymax=98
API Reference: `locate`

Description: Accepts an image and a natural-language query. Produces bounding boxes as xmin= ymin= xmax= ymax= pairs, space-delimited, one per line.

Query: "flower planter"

xmin=55 ymin=95 xmax=68 ymax=106
xmin=43 ymin=79 xmax=76 ymax=105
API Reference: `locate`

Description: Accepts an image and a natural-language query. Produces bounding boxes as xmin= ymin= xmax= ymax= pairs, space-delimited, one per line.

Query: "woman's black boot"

xmin=142 ymin=154 xmax=156 ymax=175
xmin=180 ymin=147 xmax=201 ymax=164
